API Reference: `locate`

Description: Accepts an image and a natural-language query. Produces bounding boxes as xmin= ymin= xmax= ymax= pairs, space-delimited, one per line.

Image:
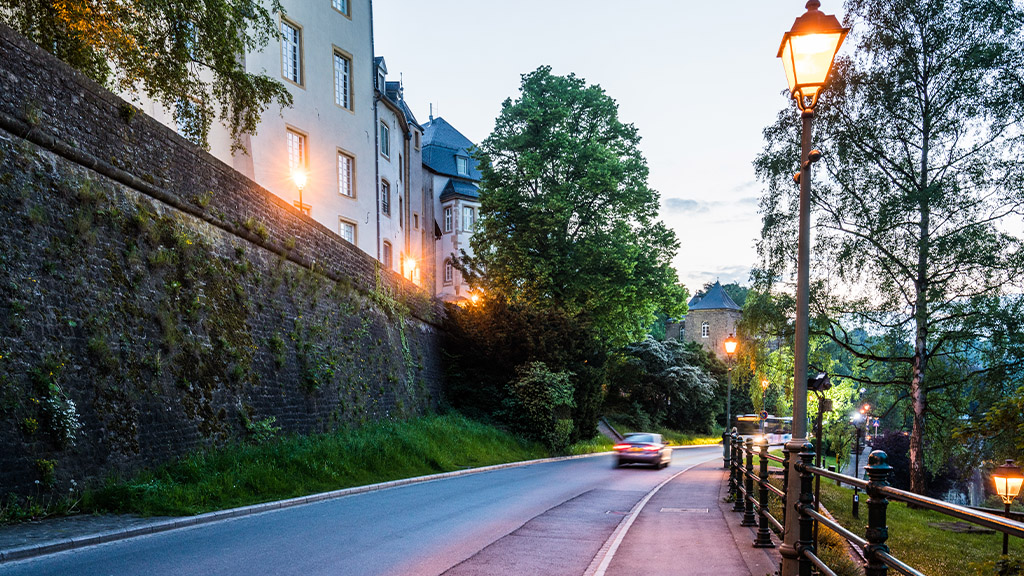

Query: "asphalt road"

xmin=3 ymin=446 xmax=720 ymax=576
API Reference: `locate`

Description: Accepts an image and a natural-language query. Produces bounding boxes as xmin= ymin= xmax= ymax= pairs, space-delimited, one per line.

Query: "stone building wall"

xmin=0 ymin=24 xmax=445 ymax=497
xmin=682 ymin=309 xmax=742 ymax=361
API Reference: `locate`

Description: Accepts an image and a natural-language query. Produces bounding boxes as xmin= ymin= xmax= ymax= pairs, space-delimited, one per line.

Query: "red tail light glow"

xmin=642 ymin=446 xmax=659 ymax=451
xmin=613 ymin=444 xmax=630 ymax=451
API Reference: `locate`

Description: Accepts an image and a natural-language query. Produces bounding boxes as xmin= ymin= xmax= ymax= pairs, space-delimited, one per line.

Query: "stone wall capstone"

xmin=0 ymin=23 xmax=446 ymax=497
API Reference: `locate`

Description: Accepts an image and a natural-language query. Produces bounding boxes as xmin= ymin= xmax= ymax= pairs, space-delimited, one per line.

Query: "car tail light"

xmin=642 ymin=445 xmax=659 ymax=451
xmin=613 ymin=444 xmax=630 ymax=451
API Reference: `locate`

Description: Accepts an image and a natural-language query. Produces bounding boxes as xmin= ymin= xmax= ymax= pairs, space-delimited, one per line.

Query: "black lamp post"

xmin=293 ymin=169 xmax=310 ymax=215
xmin=722 ymin=333 xmax=738 ymax=468
xmin=776 ymin=3 xmax=848 ymax=573
xmin=993 ymin=459 xmax=1023 ymax=556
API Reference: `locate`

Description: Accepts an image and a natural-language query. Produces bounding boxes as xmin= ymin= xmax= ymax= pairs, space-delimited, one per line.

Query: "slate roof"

xmin=689 ymin=281 xmax=741 ymax=311
xmin=439 ymin=180 xmax=480 ymax=202
xmin=421 ymin=117 xmax=482 ymax=181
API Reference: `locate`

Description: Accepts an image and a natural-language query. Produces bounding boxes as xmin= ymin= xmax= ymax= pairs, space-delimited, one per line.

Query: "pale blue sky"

xmin=373 ymin=0 xmax=846 ymax=293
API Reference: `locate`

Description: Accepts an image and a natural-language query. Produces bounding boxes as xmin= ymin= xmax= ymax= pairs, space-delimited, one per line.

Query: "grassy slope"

xmin=81 ymin=413 xmax=556 ymax=517
xmin=819 ymin=482 xmax=1024 ymax=575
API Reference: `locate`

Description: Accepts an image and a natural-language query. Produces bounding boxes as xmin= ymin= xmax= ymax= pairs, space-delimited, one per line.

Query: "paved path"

xmin=0 ymin=447 xmax=780 ymax=575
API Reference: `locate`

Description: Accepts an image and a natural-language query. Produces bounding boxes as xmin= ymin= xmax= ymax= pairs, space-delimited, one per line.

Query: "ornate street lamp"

xmin=292 ymin=169 xmax=310 ymax=215
xmin=722 ymin=333 xmax=738 ymax=468
xmin=777 ymin=3 xmax=848 ymax=573
xmin=993 ymin=459 xmax=1023 ymax=555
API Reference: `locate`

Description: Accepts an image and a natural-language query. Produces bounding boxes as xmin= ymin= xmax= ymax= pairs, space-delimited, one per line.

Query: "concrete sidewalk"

xmin=604 ymin=459 xmax=782 ymax=576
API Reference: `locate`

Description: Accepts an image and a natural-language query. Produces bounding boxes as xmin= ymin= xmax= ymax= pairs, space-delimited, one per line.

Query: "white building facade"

xmin=421 ymin=117 xmax=481 ymax=302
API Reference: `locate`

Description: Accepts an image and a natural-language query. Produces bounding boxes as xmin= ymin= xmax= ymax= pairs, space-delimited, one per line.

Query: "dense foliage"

xmin=460 ymin=66 xmax=687 ymax=347
xmin=0 ymin=0 xmax=293 ymax=149
xmin=442 ymin=297 xmax=605 ymax=449
xmin=604 ymin=337 xmax=719 ymax=434
xmin=754 ymin=0 xmax=1024 ymax=493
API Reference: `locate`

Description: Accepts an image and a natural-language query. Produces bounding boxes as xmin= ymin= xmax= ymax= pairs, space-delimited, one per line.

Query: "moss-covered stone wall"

xmin=0 ymin=24 xmax=445 ymax=497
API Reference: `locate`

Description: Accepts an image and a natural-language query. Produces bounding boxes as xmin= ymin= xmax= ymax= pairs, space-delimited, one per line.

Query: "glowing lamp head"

xmin=778 ymin=0 xmax=849 ymax=111
xmin=469 ymin=292 xmax=480 ymax=304
xmin=993 ymin=459 xmax=1024 ymax=505
xmin=292 ymin=169 xmax=307 ymax=191
xmin=724 ymin=334 xmax=738 ymax=356
xmin=761 ymin=379 xmax=770 ymax=391
xmin=404 ymin=257 xmax=417 ymax=273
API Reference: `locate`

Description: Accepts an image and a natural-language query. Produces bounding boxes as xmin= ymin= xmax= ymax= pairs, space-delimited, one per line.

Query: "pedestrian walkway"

xmin=602 ymin=459 xmax=781 ymax=576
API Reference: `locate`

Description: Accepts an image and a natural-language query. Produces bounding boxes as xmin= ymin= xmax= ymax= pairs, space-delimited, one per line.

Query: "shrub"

xmin=501 ymin=361 xmax=575 ymax=451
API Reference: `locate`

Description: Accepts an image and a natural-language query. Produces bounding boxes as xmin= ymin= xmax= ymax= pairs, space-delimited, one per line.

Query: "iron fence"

xmin=728 ymin=432 xmax=1024 ymax=575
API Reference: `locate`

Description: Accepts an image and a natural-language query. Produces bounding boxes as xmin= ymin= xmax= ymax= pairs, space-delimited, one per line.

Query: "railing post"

xmin=781 ymin=444 xmax=791 ymax=530
xmin=733 ymin=434 xmax=745 ymax=513
xmin=754 ymin=436 xmax=775 ymax=548
xmin=742 ymin=438 xmax=758 ymax=526
xmin=795 ymin=442 xmax=816 ymax=576
xmin=864 ymin=450 xmax=892 ymax=576
xmin=728 ymin=431 xmax=739 ymax=502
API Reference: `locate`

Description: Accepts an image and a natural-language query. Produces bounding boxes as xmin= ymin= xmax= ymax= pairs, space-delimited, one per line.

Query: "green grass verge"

xmin=819 ymin=481 xmax=1024 ymax=575
xmin=606 ymin=418 xmax=721 ymax=446
xmin=80 ymin=413 xmax=553 ymax=517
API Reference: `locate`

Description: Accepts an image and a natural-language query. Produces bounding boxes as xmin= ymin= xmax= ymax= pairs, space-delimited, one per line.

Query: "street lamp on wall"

xmin=292 ymin=169 xmax=310 ymax=215
xmin=777 ymin=3 xmax=848 ymax=574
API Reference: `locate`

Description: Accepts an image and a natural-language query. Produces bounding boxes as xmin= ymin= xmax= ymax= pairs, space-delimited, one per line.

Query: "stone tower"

xmin=682 ymin=281 xmax=742 ymax=360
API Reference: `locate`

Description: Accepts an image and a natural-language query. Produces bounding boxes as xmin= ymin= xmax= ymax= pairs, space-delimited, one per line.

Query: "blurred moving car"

xmin=613 ymin=433 xmax=672 ymax=469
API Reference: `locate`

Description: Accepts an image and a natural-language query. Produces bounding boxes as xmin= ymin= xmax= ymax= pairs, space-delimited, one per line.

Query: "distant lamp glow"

xmin=778 ymin=0 xmax=849 ymax=111
xmin=761 ymin=378 xmax=770 ymax=391
xmin=724 ymin=334 xmax=738 ymax=356
xmin=293 ymin=169 xmax=307 ymax=191
xmin=993 ymin=460 xmax=1024 ymax=505
xmin=291 ymin=169 xmax=310 ymax=215
xmin=404 ymin=256 xmax=417 ymax=274
xmin=469 ymin=292 xmax=480 ymax=304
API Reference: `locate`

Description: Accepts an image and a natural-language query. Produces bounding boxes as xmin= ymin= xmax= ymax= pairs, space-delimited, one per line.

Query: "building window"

xmin=414 ymin=131 xmax=421 ymax=150
xmin=456 ymin=156 xmax=470 ymax=176
xmin=332 ymin=0 xmax=349 ymax=16
xmin=380 ymin=180 xmax=390 ymax=216
xmin=333 ymin=51 xmax=352 ymax=109
xmin=399 ymin=154 xmax=403 ymax=181
xmin=413 ymin=213 xmax=419 ymax=229
xmin=444 ymin=259 xmax=453 ymax=284
xmin=399 ymin=197 xmax=404 ymax=228
xmin=443 ymin=206 xmax=452 ymax=233
xmin=281 ymin=20 xmax=302 ymax=85
xmin=286 ymin=129 xmax=307 ymax=173
xmin=339 ymin=220 xmax=356 ymax=244
xmin=701 ymin=322 xmax=709 ymax=338
xmin=337 ymin=151 xmax=354 ymax=197
xmin=380 ymin=122 xmax=390 ymax=158
xmin=462 ymin=206 xmax=475 ymax=231
xmin=382 ymin=241 xmax=393 ymax=270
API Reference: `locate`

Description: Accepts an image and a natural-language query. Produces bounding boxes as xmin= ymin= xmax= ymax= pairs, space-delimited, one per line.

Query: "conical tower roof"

xmin=689 ymin=281 xmax=741 ymax=311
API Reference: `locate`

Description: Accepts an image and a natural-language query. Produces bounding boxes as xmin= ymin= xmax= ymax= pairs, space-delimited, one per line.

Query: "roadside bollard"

xmin=796 ymin=443 xmax=816 ymax=575
xmin=754 ymin=436 xmax=775 ymax=548
xmin=742 ymin=438 xmax=757 ymax=526
xmin=864 ymin=451 xmax=892 ymax=576
xmin=733 ymin=434 xmax=745 ymax=513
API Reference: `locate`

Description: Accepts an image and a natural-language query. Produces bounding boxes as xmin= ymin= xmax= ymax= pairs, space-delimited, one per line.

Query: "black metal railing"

xmin=728 ymin=431 xmax=1024 ymax=576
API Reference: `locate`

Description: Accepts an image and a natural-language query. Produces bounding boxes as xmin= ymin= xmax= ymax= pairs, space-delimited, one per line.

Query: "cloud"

xmin=663 ymin=198 xmax=709 ymax=213
xmin=737 ymin=196 xmax=760 ymax=206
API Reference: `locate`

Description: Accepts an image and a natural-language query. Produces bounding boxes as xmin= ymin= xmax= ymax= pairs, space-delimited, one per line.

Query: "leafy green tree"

xmin=443 ymin=296 xmax=606 ymax=444
xmin=755 ymin=0 xmax=1024 ymax=493
xmin=0 ymin=0 xmax=293 ymax=149
xmin=605 ymin=336 xmax=718 ymax=433
xmin=502 ymin=362 xmax=576 ymax=451
xmin=461 ymin=66 xmax=687 ymax=347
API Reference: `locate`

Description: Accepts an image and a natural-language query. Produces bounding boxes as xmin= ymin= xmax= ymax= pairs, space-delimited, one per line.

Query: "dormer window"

xmin=456 ymin=156 xmax=470 ymax=176
xmin=378 ymin=71 xmax=385 ymax=91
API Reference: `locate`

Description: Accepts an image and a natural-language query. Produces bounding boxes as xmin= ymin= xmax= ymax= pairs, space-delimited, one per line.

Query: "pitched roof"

xmin=689 ymin=281 xmax=741 ymax=311
xmin=439 ymin=180 xmax=480 ymax=201
xmin=421 ymin=117 xmax=482 ymax=181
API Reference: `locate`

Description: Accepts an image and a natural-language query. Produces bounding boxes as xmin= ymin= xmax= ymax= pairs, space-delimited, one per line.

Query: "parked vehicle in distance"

xmin=734 ymin=414 xmax=793 ymax=446
xmin=613 ymin=433 xmax=672 ymax=469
